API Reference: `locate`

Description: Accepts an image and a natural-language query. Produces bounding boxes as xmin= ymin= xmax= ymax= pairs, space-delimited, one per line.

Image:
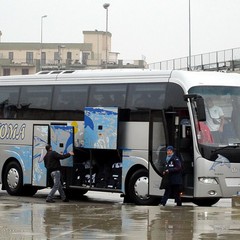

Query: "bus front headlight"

xmin=198 ymin=177 xmax=218 ymax=184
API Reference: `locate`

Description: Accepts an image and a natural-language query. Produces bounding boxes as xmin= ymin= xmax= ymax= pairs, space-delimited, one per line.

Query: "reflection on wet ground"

xmin=0 ymin=191 xmax=239 ymax=239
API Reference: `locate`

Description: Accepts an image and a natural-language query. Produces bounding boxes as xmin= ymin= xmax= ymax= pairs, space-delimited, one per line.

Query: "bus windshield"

xmin=189 ymin=86 xmax=240 ymax=146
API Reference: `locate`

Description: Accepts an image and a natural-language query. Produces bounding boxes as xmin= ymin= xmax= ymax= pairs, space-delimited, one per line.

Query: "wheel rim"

xmin=134 ymin=176 xmax=149 ymax=200
xmin=7 ymin=168 xmax=19 ymax=190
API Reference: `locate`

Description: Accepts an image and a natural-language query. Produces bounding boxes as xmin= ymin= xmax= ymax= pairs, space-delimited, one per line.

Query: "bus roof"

xmin=0 ymin=69 xmax=240 ymax=90
xmin=170 ymin=70 xmax=240 ymax=92
xmin=0 ymin=69 xmax=171 ymax=85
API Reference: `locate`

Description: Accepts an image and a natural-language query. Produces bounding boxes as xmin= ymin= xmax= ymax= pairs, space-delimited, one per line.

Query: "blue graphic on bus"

xmin=5 ymin=146 xmax=32 ymax=184
xmin=51 ymin=125 xmax=73 ymax=167
xmin=84 ymin=107 xmax=118 ymax=149
xmin=84 ymin=115 xmax=94 ymax=130
xmin=32 ymin=125 xmax=48 ymax=187
xmin=209 ymin=154 xmax=231 ymax=171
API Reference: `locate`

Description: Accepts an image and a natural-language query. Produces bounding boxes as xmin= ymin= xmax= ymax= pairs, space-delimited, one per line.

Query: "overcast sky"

xmin=0 ymin=0 xmax=240 ymax=63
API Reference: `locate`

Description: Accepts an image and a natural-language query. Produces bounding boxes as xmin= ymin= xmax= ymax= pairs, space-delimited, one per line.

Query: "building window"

xmin=26 ymin=52 xmax=33 ymax=64
xmin=54 ymin=52 xmax=59 ymax=64
xmin=3 ymin=68 xmax=10 ymax=76
xmin=41 ymin=52 xmax=46 ymax=65
xmin=8 ymin=52 xmax=14 ymax=61
xmin=67 ymin=52 xmax=72 ymax=65
xmin=82 ymin=52 xmax=89 ymax=65
xmin=22 ymin=69 xmax=29 ymax=75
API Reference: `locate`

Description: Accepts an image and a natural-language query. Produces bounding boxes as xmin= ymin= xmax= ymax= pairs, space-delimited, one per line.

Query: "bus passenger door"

xmin=50 ymin=125 xmax=74 ymax=167
xmin=50 ymin=125 xmax=74 ymax=187
xmin=149 ymin=110 xmax=166 ymax=196
xmin=32 ymin=125 xmax=49 ymax=187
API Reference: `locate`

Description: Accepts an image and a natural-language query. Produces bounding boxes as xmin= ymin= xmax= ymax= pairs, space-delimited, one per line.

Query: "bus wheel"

xmin=128 ymin=168 xmax=158 ymax=205
xmin=3 ymin=161 xmax=24 ymax=196
xmin=192 ymin=198 xmax=220 ymax=206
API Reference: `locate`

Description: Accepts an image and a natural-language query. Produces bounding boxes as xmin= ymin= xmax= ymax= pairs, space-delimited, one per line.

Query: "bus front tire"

xmin=3 ymin=161 xmax=24 ymax=196
xmin=192 ymin=198 xmax=220 ymax=206
xmin=128 ymin=168 xmax=158 ymax=205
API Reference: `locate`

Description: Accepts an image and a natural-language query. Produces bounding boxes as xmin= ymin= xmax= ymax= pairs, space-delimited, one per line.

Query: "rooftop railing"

xmin=148 ymin=47 xmax=240 ymax=72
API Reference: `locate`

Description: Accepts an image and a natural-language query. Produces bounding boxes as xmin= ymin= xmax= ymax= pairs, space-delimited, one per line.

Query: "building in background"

xmin=0 ymin=30 xmax=146 ymax=76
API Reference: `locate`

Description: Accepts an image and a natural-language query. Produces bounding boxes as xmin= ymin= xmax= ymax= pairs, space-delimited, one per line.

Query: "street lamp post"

xmin=95 ymin=29 xmax=99 ymax=67
xmin=103 ymin=3 xmax=110 ymax=69
xmin=40 ymin=15 xmax=47 ymax=71
xmin=188 ymin=0 xmax=192 ymax=71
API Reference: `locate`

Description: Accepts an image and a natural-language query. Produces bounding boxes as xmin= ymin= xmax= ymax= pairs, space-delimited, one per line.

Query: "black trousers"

xmin=161 ymin=184 xmax=182 ymax=206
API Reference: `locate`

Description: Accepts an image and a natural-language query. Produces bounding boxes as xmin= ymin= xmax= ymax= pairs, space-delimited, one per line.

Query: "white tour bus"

xmin=0 ymin=69 xmax=240 ymax=206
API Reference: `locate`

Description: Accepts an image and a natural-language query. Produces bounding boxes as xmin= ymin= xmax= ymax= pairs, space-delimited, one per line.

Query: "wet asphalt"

xmin=0 ymin=188 xmax=239 ymax=240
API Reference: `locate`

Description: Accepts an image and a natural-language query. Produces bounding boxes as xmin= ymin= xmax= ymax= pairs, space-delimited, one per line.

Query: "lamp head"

xmin=103 ymin=3 xmax=110 ymax=9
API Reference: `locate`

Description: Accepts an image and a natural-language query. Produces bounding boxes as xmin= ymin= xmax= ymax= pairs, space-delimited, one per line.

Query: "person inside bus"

xmin=231 ymin=96 xmax=240 ymax=140
xmin=205 ymin=97 xmax=224 ymax=143
xmin=134 ymin=93 xmax=151 ymax=108
xmin=198 ymin=121 xmax=214 ymax=144
xmin=44 ymin=144 xmax=74 ymax=203
xmin=159 ymin=146 xmax=182 ymax=206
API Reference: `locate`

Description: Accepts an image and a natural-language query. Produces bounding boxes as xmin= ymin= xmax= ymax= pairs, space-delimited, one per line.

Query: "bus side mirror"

xmin=184 ymin=94 xmax=206 ymax=122
xmin=196 ymin=97 xmax=206 ymax=121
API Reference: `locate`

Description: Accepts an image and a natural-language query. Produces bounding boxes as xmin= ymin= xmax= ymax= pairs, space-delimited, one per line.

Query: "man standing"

xmin=44 ymin=144 xmax=74 ymax=203
xmin=159 ymin=146 xmax=182 ymax=206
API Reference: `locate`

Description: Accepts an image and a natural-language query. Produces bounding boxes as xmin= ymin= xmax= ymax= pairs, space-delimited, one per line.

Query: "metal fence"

xmin=148 ymin=47 xmax=240 ymax=72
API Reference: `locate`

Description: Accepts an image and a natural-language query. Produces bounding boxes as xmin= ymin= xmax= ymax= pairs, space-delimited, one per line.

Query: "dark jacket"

xmin=44 ymin=150 xmax=71 ymax=173
xmin=159 ymin=158 xmax=169 ymax=189
xmin=160 ymin=154 xmax=182 ymax=186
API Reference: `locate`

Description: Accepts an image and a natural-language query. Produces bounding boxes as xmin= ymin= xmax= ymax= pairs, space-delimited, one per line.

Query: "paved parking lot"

xmin=0 ymin=188 xmax=239 ymax=239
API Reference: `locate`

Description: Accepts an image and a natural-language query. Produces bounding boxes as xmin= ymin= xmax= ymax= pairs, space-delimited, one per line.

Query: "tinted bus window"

xmin=165 ymin=83 xmax=186 ymax=108
xmin=53 ymin=85 xmax=88 ymax=111
xmin=52 ymin=85 xmax=89 ymax=120
xmin=126 ymin=83 xmax=167 ymax=109
xmin=0 ymin=86 xmax=20 ymax=119
xmin=18 ymin=86 xmax=53 ymax=119
xmin=88 ymin=84 xmax=127 ymax=107
xmin=20 ymin=86 xmax=52 ymax=109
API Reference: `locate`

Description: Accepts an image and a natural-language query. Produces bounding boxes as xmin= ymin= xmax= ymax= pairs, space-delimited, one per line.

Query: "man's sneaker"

xmin=46 ymin=199 xmax=55 ymax=203
xmin=62 ymin=198 xmax=69 ymax=202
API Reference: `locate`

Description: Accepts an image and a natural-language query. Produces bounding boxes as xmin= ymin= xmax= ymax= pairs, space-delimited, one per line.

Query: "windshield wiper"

xmin=212 ymin=142 xmax=240 ymax=153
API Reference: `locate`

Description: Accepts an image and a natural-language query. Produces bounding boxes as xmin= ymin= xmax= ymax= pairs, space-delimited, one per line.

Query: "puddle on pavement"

xmin=0 ymin=201 xmax=239 ymax=239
